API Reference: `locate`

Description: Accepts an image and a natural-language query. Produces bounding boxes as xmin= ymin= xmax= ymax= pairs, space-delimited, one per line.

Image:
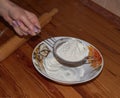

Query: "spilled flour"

xmin=43 ymin=53 xmax=85 ymax=81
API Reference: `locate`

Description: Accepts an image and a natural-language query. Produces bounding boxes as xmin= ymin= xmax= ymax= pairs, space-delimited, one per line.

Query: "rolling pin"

xmin=0 ymin=8 xmax=58 ymax=62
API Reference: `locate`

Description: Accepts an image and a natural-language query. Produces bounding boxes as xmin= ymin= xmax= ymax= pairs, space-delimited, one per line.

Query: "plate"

xmin=32 ymin=36 xmax=104 ymax=85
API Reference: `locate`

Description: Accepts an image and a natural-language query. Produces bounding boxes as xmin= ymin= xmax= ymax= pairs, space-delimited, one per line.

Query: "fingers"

xmin=26 ymin=11 xmax=41 ymax=29
xmin=3 ymin=16 xmax=25 ymax=36
xmin=4 ymin=8 xmax=41 ymax=36
xmin=11 ymin=14 xmax=41 ymax=36
xmin=19 ymin=10 xmax=41 ymax=35
xmin=19 ymin=16 xmax=34 ymax=35
xmin=12 ymin=20 xmax=27 ymax=36
xmin=16 ymin=20 xmax=29 ymax=35
xmin=16 ymin=15 xmax=41 ymax=36
xmin=5 ymin=16 xmax=40 ymax=36
xmin=13 ymin=26 xmax=24 ymax=36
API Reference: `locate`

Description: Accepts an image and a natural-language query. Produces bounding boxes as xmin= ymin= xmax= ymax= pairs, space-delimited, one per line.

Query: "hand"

xmin=0 ymin=0 xmax=41 ymax=36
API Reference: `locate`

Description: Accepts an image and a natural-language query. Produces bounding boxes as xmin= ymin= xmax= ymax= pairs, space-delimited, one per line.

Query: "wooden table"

xmin=0 ymin=0 xmax=120 ymax=97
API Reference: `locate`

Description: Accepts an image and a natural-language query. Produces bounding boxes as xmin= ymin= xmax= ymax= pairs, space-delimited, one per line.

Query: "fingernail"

xmin=12 ymin=20 xmax=19 ymax=27
xmin=17 ymin=20 xmax=22 ymax=26
xmin=34 ymin=26 xmax=40 ymax=33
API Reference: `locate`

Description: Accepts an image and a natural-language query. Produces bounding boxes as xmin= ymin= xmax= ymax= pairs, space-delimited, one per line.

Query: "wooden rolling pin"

xmin=0 ymin=8 xmax=58 ymax=62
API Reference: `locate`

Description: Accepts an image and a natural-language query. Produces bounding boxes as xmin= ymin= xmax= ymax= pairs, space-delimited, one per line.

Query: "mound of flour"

xmin=56 ymin=38 xmax=89 ymax=62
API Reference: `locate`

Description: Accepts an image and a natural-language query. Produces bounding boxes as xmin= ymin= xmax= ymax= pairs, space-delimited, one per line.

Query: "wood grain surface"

xmin=0 ymin=0 xmax=120 ymax=98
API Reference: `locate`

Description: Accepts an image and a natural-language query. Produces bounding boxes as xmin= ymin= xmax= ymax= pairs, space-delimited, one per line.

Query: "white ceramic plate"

xmin=32 ymin=36 xmax=104 ymax=85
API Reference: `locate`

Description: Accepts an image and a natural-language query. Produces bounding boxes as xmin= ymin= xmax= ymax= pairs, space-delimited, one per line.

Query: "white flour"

xmin=56 ymin=38 xmax=89 ymax=62
xmin=43 ymin=53 xmax=85 ymax=81
xmin=43 ymin=38 xmax=89 ymax=81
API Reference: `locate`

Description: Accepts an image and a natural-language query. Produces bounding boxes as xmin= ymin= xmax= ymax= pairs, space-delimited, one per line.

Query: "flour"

xmin=43 ymin=52 xmax=85 ymax=82
xmin=56 ymin=38 xmax=89 ymax=62
xmin=43 ymin=38 xmax=88 ymax=82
